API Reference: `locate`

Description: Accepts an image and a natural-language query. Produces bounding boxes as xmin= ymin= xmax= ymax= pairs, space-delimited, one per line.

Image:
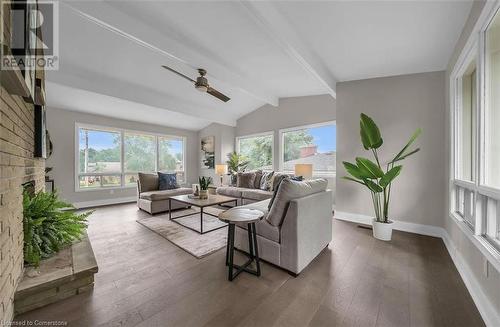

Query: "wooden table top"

xmin=218 ymin=208 xmax=265 ymax=224
xmin=169 ymin=194 xmax=237 ymax=208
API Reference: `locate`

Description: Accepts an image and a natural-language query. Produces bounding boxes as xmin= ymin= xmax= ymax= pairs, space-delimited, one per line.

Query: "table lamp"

xmin=215 ymin=164 xmax=228 ymax=186
xmin=294 ymin=164 xmax=313 ymax=179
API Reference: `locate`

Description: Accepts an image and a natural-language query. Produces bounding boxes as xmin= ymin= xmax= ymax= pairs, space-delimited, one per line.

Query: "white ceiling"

xmin=48 ymin=0 xmax=473 ymax=130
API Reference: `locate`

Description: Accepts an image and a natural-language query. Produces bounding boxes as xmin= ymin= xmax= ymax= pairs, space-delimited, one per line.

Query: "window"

xmin=280 ymin=122 xmax=336 ymax=176
xmin=76 ymin=124 xmax=185 ymax=190
xmin=458 ymin=60 xmax=477 ymax=182
xmin=450 ymin=4 xmax=500 ymax=255
xmin=236 ymin=132 xmax=273 ymax=171
xmin=485 ymin=9 xmax=500 ymax=189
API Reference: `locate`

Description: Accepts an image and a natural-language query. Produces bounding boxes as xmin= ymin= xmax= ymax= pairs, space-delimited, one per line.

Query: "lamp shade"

xmin=215 ymin=164 xmax=228 ymax=176
xmin=294 ymin=164 xmax=313 ymax=179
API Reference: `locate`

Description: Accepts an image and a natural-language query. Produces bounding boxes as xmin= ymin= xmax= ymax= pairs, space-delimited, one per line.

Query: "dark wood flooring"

xmin=16 ymin=203 xmax=484 ymax=327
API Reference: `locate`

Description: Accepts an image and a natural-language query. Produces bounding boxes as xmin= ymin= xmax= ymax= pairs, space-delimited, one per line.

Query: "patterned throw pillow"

xmin=253 ymin=170 xmax=263 ymax=189
xmin=267 ymin=176 xmax=303 ymax=210
xmin=158 ymin=172 xmax=178 ymax=190
xmin=259 ymin=171 xmax=274 ymax=191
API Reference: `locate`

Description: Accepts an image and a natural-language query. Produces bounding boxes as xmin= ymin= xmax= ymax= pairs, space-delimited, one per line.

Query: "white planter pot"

xmin=372 ymin=219 xmax=393 ymax=241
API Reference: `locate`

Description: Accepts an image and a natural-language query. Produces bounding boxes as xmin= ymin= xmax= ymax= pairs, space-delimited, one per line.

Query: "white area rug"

xmin=136 ymin=207 xmax=228 ymax=258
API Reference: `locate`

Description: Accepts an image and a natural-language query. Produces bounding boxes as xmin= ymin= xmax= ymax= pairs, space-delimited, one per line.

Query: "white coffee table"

xmin=219 ymin=208 xmax=265 ymax=281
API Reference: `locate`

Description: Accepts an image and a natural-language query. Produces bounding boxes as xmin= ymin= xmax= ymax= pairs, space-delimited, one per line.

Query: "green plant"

xmin=342 ymin=113 xmax=421 ymax=223
xmin=23 ymin=190 xmax=93 ymax=267
xmin=226 ymin=152 xmax=249 ymax=175
xmin=198 ymin=176 xmax=213 ymax=190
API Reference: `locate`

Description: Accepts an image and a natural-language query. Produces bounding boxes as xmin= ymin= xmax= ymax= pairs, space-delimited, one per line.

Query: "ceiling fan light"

xmin=195 ymin=85 xmax=208 ymax=92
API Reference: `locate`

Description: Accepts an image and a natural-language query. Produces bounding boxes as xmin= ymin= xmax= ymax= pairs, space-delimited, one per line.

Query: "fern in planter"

xmin=23 ymin=190 xmax=93 ymax=267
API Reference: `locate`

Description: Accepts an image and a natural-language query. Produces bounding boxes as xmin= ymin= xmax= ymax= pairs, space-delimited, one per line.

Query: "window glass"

xmin=124 ymin=133 xmax=156 ymax=172
xmin=78 ymin=129 xmax=121 ymax=174
xmin=159 ymin=137 xmax=184 ymax=181
xmin=485 ymin=9 xmax=500 ymax=188
xmin=237 ymin=134 xmax=273 ymax=170
xmin=282 ymin=124 xmax=336 ymax=174
xmin=458 ymin=61 xmax=477 ymax=181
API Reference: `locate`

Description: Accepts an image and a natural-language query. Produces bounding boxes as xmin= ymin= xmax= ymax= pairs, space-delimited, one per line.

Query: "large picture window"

xmin=450 ymin=4 xmax=500 ymax=257
xmin=76 ymin=124 xmax=185 ymax=190
xmin=280 ymin=122 xmax=336 ymax=176
xmin=236 ymin=132 xmax=273 ymax=171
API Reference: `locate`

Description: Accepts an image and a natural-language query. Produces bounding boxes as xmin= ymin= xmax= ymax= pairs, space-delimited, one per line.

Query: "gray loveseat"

xmin=137 ymin=173 xmax=192 ymax=214
xmin=233 ymin=178 xmax=332 ymax=275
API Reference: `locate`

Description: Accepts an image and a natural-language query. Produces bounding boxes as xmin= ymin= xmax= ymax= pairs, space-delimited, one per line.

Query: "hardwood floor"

xmin=16 ymin=203 xmax=484 ymax=327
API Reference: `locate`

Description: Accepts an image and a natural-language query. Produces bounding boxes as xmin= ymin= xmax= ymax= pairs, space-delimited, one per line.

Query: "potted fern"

xmin=23 ymin=190 xmax=92 ymax=268
xmin=198 ymin=176 xmax=213 ymax=200
xmin=342 ymin=113 xmax=421 ymax=241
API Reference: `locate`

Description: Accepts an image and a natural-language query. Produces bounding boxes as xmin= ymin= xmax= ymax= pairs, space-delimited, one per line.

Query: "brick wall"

xmin=0 ymin=86 xmax=45 ymax=322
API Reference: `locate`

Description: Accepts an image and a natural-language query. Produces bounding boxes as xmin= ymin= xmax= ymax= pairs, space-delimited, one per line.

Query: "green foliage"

xmin=23 ymin=191 xmax=92 ymax=267
xmin=343 ymin=113 xmax=421 ymax=223
xmin=238 ymin=136 xmax=273 ymax=170
xmin=283 ymin=130 xmax=314 ymax=162
xmin=226 ymin=152 xmax=249 ymax=175
xmin=198 ymin=176 xmax=213 ymax=190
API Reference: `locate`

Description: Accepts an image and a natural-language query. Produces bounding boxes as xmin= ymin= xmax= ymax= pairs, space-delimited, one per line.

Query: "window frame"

xmin=235 ymin=131 xmax=275 ymax=171
xmin=449 ymin=0 xmax=500 ymax=272
xmin=278 ymin=121 xmax=336 ymax=177
xmin=74 ymin=123 xmax=186 ymax=192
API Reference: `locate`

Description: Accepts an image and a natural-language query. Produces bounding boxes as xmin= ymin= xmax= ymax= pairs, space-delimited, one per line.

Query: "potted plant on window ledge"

xmin=342 ymin=113 xmax=421 ymax=241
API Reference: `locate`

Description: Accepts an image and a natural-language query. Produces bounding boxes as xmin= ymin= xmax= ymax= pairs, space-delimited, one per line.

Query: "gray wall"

xmin=336 ymin=71 xmax=446 ymax=227
xmin=444 ymin=0 xmax=500 ymax=317
xmin=46 ymin=107 xmax=199 ymax=205
xmin=197 ymin=123 xmax=235 ymax=185
xmin=236 ymin=94 xmax=336 ymax=200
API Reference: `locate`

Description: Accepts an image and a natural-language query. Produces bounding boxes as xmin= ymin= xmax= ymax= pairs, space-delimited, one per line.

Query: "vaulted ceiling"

xmin=48 ymin=1 xmax=473 ymax=130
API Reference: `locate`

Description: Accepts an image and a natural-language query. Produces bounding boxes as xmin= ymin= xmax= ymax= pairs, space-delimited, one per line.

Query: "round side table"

xmin=218 ymin=208 xmax=264 ymax=281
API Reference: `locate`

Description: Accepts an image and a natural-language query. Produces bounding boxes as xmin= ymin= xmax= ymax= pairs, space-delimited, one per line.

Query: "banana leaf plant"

xmin=342 ymin=113 xmax=421 ymax=223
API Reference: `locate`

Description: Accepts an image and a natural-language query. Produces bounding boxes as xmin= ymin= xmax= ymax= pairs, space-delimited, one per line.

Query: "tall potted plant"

xmin=226 ymin=152 xmax=249 ymax=186
xmin=342 ymin=113 xmax=421 ymax=241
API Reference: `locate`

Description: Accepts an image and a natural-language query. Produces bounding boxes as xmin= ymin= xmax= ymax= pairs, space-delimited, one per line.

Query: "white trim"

xmin=278 ymin=121 xmax=336 ymax=173
xmin=74 ymin=122 xmax=187 ymax=192
xmin=72 ymin=196 xmax=136 ymax=209
xmin=334 ymin=211 xmax=500 ymax=327
xmin=235 ymin=131 xmax=275 ymax=171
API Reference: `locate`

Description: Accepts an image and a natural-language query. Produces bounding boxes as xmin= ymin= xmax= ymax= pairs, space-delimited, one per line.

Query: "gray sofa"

xmin=136 ymin=173 xmax=192 ymax=214
xmin=216 ymin=171 xmax=291 ymax=205
xmin=233 ymin=178 xmax=332 ymax=275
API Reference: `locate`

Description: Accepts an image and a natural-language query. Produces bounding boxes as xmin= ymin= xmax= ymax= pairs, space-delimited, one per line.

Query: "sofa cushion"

xmin=259 ymin=171 xmax=274 ymax=191
xmin=242 ymin=189 xmax=273 ymax=201
xmin=158 ymin=172 xmax=178 ymax=190
xmin=267 ymin=178 xmax=328 ymax=227
xmin=268 ymin=176 xmax=303 ymax=210
xmin=271 ymin=172 xmax=292 ymax=191
xmin=139 ymin=187 xmax=192 ymax=201
xmin=138 ymin=172 xmax=159 ymax=193
xmin=217 ymin=186 xmax=244 ymax=198
xmin=237 ymin=171 xmax=256 ymax=188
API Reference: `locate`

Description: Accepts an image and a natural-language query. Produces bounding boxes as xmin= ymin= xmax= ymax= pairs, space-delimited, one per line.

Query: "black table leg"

xmin=228 ymin=224 xmax=235 ymax=281
xmin=251 ymin=223 xmax=261 ymax=276
xmin=200 ymin=207 xmax=203 ymax=234
xmin=225 ymin=223 xmax=231 ymax=266
xmin=169 ymin=199 xmax=172 ymax=220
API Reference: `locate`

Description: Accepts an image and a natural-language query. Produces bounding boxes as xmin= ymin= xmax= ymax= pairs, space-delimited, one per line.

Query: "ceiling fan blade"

xmin=207 ymin=87 xmax=230 ymax=102
xmin=162 ymin=65 xmax=195 ymax=83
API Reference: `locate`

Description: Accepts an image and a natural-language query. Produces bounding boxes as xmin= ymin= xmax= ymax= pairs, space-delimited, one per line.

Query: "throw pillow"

xmin=267 ymin=176 xmax=303 ymax=211
xmin=259 ymin=171 xmax=274 ymax=191
xmin=237 ymin=171 xmax=256 ymax=188
xmin=253 ymin=170 xmax=263 ymax=189
xmin=271 ymin=172 xmax=292 ymax=191
xmin=157 ymin=172 xmax=178 ymax=190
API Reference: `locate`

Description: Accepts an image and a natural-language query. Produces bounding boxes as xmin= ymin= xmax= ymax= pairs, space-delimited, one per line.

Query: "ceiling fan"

xmin=162 ymin=65 xmax=230 ymax=102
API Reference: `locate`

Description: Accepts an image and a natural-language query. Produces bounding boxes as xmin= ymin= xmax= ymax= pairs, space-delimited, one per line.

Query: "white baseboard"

xmin=334 ymin=211 xmax=500 ymax=327
xmin=73 ymin=196 xmax=136 ymax=209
